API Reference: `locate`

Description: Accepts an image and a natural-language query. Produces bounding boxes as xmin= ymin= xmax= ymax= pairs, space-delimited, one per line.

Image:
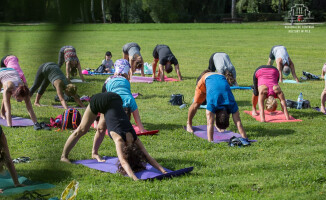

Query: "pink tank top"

xmin=4 ymin=56 xmax=27 ymax=83
xmin=256 ymin=67 xmax=279 ymax=97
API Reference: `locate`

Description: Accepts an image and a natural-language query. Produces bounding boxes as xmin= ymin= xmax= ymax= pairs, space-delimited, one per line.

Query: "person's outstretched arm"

xmin=3 ymin=90 xmax=12 ymax=127
xmin=132 ymin=109 xmax=145 ymax=133
xmin=66 ymin=62 xmax=71 ymax=82
xmin=206 ymin=110 xmax=215 ymax=142
xmin=258 ymin=93 xmax=266 ymax=122
xmin=289 ymin=58 xmax=299 ymax=82
xmin=278 ymin=92 xmax=290 ymax=120
xmin=232 ymin=110 xmax=247 ymax=138
xmin=152 ymin=59 xmax=158 ymax=79
xmin=140 ymin=65 xmax=145 ymax=77
xmin=56 ymin=87 xmax=68 ymax=109
xmin=135 ymin=139 xmax=167 ymax=174
xmin=24 ymin=96 xmax=37 ymax=123
xmin=158 ymin=64 xmax=164 ymax=82
xmin=77 ymin=62 xmax=85 ymax=82
xmin=174 ymin=64 xmax=182 ymax=81
xmin=73 ymin=94 xmax=85 ymax=108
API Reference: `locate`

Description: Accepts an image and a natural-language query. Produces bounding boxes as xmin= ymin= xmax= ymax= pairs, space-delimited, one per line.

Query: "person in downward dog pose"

xmin=267 ymin=45 xmax=299 ymax=83
xmin=186 ymin=70 xmax=248 ymax=142
xmin=251 ymin=65 xmax=290 ymax=122
xmin=0 ymin=68 xmax=40 ymax=128
xmin=207 ymin=52 xmax=238 ymax=86
xmin=122 ymin=43 xmax=144 ymax=77
xmin=93 ymin=59 xmax=146 ymax=162
xmin=152 ymin=44 xmax=182 ymax=81
xmin=58 ymin=46 xmax=85 ymax=82
xmin=61 ymin=92 xmax=167 ymax=180
xmin=29 ymin=62 xmax=85 ymax=109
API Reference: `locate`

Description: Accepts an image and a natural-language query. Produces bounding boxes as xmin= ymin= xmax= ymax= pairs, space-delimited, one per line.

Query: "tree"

xmin=91 ymin=0 xmax=95 ymax=22
xmin=101 ymin=0 xmax=106 ymax=23
xmin=232 ymin=0 xmax=236 ymax=18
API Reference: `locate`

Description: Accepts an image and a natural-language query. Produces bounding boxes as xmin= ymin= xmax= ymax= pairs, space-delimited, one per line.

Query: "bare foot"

xmin=60 ymin=156 xmax=71 ymax=164
xmin=34 ymin=102 xmax=41 ymax=107
xmin=0 ymin=114 xmax=5 ymax=119
xmin=186 ymin=123 xmax=193 ymax=133
xmin=92 ymin=154 xmax=105 ymax=162
xmin=321 ymin=105 xmax=326 ymax=113
xmin=252 ymin=110 xmax=258 ymax=116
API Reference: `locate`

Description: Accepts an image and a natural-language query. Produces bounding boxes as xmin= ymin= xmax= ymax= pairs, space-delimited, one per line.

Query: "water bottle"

xmin=179 ymin=104 xmax=186 ymax=109
xmin=297 ymin=93 xmax=303 ymax=109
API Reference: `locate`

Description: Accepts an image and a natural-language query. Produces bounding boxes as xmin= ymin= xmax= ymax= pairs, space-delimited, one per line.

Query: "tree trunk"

xmin=101 ymin=0 xmax=106 ymax=23
xmin=56 ymin=0 xmax=61 ymax=19
xmin=80 ymin=0 xmax=85 ymax=22
xmin=91 ymin=0 xmax=95 ymax=22
xmin=231 ymin=0 xmax=236 ymax=19
xmin=278 ymin=0 xmax=281 ymax=14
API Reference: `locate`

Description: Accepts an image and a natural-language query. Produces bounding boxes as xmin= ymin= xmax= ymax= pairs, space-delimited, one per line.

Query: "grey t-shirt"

xmin=269 ymin=45 xmax=290 ymax=65
xmin=213 ymin=53 xmax=236 ymax=79
xmin=122 ymin=43 xmax=141 ymax=57
xmin=42 ymin=62 xmax=68 ymax=87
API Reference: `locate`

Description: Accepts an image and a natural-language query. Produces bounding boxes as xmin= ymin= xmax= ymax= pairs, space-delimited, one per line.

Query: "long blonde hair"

xmin=225 ymin=70 xmax=235 ymax=86
xmin=265 ymin=96 xmax=278 ymax=112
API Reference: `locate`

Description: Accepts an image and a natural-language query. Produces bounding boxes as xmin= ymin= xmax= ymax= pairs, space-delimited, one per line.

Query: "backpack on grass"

xmin=62 ymin=108 xmax=81 ymax=130
xmin=169 ymin=94 xmax=185 ymax=106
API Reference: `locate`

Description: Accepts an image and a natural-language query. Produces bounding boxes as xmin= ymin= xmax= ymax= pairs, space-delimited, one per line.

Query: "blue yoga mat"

xmin=0 ymin=171 xmax=55 ymax=196
xmin=283 ymin=80 xmax=300 ymax=84
xmin=230 ymin=86 xmax=252 ymax=90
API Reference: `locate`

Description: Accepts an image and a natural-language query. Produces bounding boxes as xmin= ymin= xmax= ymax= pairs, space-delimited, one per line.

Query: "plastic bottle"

xmin=179 ymin=104 xmax=186 ymax=109
xmin=297 ymin=93 xmax=303 ymax=109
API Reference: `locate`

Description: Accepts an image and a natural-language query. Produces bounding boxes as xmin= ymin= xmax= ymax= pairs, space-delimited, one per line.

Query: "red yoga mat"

xmin=244 ymin=110 xmax=302 ymax=123
xmin=154 ymin=76 xmax=179 ymax=82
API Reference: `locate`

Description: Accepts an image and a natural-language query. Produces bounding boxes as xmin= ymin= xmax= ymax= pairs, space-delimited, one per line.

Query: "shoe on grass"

xmin=40 ymin=122 xmax=51 ymax=131
xmin=34 ymin=122 xmax=42 ymax=130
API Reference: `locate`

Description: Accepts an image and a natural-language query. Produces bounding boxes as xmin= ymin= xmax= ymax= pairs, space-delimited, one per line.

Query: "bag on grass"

xmin=62 ymin=108 xmax=81 ymax=130
xmin=286 ymin=99 xmax=311 ymax=109
xmin=94 ymin=64 xmax=106 ymax=73
xmin=49 ymin=114 xmax=63 ymax=128
xmin=169 ymin=94 xmax=185 ymax=106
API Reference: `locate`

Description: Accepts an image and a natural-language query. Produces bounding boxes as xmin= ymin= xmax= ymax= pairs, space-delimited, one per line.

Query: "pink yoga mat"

xmin=184 ymin=125 xmax=255 ymax=143
xmin=244 ymin=110 xmax=302 ymax=123
xmin=0 ymin=116 xmax=34 ymax=127
xmin=154 ymin=76 xmax=179 ymax=82
xmin=105 ymin=125 xmax=159 ymax=136
xmin=130 ymin=76 xmax=153 ymax=83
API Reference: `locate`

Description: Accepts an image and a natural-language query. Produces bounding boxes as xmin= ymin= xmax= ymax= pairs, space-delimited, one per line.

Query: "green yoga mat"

xmin=0 ymin=171 xmax=55 ymax=196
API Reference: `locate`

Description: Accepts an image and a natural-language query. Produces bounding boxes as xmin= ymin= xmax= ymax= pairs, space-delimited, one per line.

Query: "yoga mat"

xmin=73 ymin=156 xmax=193 ymax=180
xmin=244 ymin=110 xmax=302 ymax=122
xmin=313 ymin=107 xmax=326 ymax=114
xmin=184 ymin=125 xmax=256 ymax=143
xmin=0 ymin=116 xmax=34 ymax=127
xmin=52 ymin=105 xmax=86 ymax=109
xmin=130 ymin=76 xmax=153 ymax=83
xmin=283 ymin=80 xmax=300 ymax=84
xmin=154 ymin=76 xmax=179 ymax=82
xmin=105 ymin=125 xmax=159 ymax=136
xmin=230 ymin=86 xmax=252 ymax=90
xmin=70 ymin=79 xmax=86 ymax=83
xmin=132 ymin=93 xmax=140 ymax=99
xmin=0 ymin=171 xmax=55 ymax=196
xmin=88 ymin=72 xmax=114 ymax=75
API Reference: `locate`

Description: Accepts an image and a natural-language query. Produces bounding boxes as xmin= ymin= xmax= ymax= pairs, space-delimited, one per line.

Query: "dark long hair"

xmin=196 ymin=69 xmax=212 ymax=85
xmin=117 ymin=142 xmax=147 ymax=175
xmin=12 ymin=85 xmax=29 ymax=98
xmin=224 ymin=70 xmax=235 ymax=86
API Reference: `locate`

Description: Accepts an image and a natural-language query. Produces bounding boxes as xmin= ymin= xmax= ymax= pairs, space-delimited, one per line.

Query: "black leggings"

xmin=30 ymin=63 xmax=51 ymax=96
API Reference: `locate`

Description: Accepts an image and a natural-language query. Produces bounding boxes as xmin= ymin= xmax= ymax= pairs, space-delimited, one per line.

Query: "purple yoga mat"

xmin=313 ymin=107 xmax=326 ymax=114
xmin=52 ymin=105 xmax=86 ymax=109
xmin=73 ymin=156 xmax=193 ymax=180
xmin=185 ymin=125 xmax=256 ymax=143
xmin=130 ymin=76 xmax=153 ymax=83
xmin=0 ymin=116 xmax=34 ymax=127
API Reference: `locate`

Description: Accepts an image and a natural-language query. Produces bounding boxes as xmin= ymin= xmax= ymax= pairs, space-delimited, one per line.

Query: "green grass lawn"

xmin=0 ymin=22 xmax=326 ymax=199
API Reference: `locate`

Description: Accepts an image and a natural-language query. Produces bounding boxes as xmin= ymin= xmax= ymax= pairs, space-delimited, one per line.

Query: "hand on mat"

xmin=92 ymin=154 xmax=105 ymax=162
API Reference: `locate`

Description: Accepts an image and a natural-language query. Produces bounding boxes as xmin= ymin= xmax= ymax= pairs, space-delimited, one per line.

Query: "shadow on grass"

xmin=246 ymin=125 xmax=295 ymax=137
xmin=289 ymin=109 xmax=324 ymax=119
xmin=143 ymin=122 xmax=182 ymax=132
xmin=19 ymin=168 xmax=72 ymax=183
xmin=158 ymin=158 xmax=204 ymax=169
